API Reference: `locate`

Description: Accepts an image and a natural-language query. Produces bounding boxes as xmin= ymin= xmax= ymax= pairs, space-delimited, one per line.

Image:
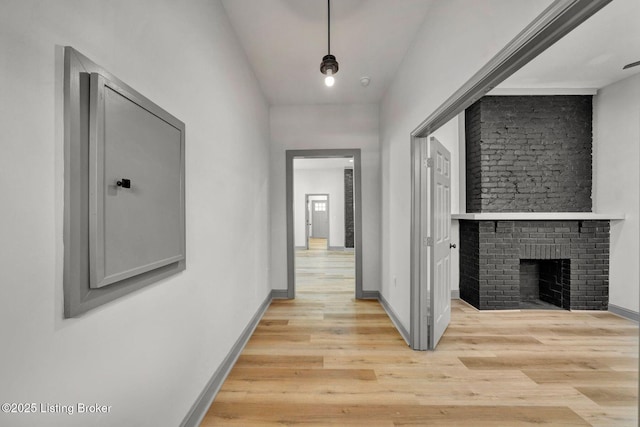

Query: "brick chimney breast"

xmin=465 ymin=95 xmax=593 ymax=213
xmin=459 ymin=96 xmax=608 ymax=311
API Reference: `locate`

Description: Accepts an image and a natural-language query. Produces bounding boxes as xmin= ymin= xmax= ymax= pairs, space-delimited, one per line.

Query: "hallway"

xmin=199 ymin=244 xmax=638 ymax=426
xmin=295 ymin=237 xmax=355 ymax=291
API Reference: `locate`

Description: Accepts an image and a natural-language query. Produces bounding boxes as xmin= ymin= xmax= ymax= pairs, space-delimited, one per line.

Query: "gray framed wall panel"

xmin=89 ymin=73 xmax=185 ymax=288
xmin=64 ymin=47 xmax=186 ymax=317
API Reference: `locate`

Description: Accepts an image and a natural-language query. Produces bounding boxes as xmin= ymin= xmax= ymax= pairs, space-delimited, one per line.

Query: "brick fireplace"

xmin=459 ymin=219 xmax=609 ymax=310
xmin=457 ymin=95 xmax=611 ymax=311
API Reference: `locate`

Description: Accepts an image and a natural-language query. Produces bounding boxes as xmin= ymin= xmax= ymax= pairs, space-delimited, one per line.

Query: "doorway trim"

xmin=286 ymin=149 xmax=363 ymax=299
xmin=408 ymin=0 xmax=611 ymax=350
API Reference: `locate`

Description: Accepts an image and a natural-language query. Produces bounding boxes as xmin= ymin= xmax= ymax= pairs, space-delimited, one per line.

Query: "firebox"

xmin=519 ymin=259 xmax=570 ymax=309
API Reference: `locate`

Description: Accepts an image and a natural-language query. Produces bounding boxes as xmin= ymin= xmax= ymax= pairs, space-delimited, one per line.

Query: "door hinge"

xmin=423 ymin=237 xmax=433 ymax=246
xmin=424 ymin=158 xmax=433 ymax=168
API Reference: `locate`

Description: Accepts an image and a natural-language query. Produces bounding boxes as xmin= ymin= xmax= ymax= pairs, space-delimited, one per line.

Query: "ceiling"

xmin=221 ymin=0 xmax=433 ymax=105
xmin=223 ymin=0 xmax=640 ymax=106
xmin=496 ymin=0 xmax=640 ymax=90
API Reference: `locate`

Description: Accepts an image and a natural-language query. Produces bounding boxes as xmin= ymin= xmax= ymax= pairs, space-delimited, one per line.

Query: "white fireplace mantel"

xmin=452 ymin=212 xmax=625 ymax=221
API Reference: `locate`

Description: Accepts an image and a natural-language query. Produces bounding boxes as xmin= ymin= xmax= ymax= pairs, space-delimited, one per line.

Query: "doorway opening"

xmin=408 ymin=2 xmax=610 ymax=350
xmin=286 ymin=149 xmax=363 ymax=299
xmin=305 ymin=194 xmax=330 ymax=249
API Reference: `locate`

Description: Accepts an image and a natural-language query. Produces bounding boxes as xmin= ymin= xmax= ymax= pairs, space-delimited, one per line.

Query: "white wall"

xmin=593 ymin=73 xmax=640 ymax=314
xmin=379 ymin=0 xmax=554 ymax=329
xmin=0 ymin=1 xmax=270 ymax=426
xmin=270 ymin=104 xmax=380 ymax=291
xmin=294 ymin=168 xmax=346 ymax=248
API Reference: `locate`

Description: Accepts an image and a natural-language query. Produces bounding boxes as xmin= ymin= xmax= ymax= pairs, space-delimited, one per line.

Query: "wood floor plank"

xmin=227 ymin=367 xmax=377 ymax=381
xmin=523 ymin=369 xmax=639 ymax=385
xmin=550 ymin=326 xmax=639 ymax=337
xmin=202 ymin=402 xmax=589 ymax=426
xmin=459 ymin=356 xmax=612 ymax=371
xmin=441 ymin=335 xmax=543 ymax=345
xmin=254 ymin=324 xmax=400 ymax=335
xmin=576 ymin=386 xmax=639 ymax=406
xmin=234 ymin=354 xmax=323 ymax=369
xmin=324 ymin=313 xmax=392 ymax=320
xmin=374 ymin=367 xmax=535 ymax=383
xmin=574 ymin=406 xmax=640 ymax=427
xmin=199 ymin=239 xmax=638 ymax=426
xmin=258 ymin=319 xmax=289 ymax=326
xmin=247 ymin=334 xmax=311 ymax=343
xmin=235 ymin=390 xmax=423 ymax=406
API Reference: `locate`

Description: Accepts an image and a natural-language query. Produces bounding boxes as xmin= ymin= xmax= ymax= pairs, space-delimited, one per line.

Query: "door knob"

xmin=450 ymin=243 xmax=456 ymax=249
xmin=116 ymin=178 xmax=131 ymax=188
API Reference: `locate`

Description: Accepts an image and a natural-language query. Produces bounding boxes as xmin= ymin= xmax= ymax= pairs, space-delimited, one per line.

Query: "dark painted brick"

xmin=344 ymin=169 xmax=355 ymax=248
xmin=465 ymin=96 xmax=592 ymax=212
xmin=459 ymin=220 xmax=609 ymax=311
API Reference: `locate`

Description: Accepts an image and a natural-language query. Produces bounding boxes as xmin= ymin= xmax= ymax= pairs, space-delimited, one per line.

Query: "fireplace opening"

xmin=519 ymin=259 xmax=571 ymax=310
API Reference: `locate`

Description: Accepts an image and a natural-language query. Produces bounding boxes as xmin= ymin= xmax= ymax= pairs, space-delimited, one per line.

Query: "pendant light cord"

xmin=327 ymin=0 xmax=331 ymax=55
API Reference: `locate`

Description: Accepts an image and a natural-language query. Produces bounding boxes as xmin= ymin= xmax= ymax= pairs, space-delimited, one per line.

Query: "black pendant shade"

xmin=320 ymin=0 xmax=338 ymax=81
xmin=320 ymin=54 xmax=339 ymax=75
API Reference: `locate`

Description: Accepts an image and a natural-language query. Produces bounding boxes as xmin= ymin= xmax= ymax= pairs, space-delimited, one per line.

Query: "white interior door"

xmin=429 ymin=136 xmax=451 ymax=348
xmin=311 ymin=200 xmax=329 ymax=238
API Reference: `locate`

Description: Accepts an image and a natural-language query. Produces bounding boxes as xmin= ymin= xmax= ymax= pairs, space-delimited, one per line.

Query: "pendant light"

xmin=320 ymin=0 xmax=338 ymax=87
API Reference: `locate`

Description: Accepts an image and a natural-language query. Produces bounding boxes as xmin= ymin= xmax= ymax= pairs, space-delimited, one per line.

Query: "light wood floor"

xmin=200 ymin=239 xmax=638 ymax=426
